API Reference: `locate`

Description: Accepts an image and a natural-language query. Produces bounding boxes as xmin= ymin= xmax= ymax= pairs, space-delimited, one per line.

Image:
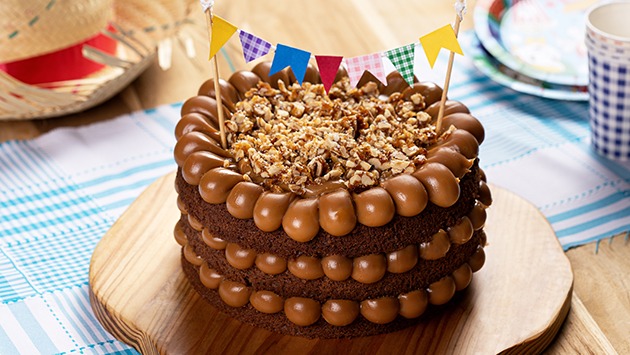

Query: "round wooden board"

xmin=89 ymin=172 xmax=573 ymax=355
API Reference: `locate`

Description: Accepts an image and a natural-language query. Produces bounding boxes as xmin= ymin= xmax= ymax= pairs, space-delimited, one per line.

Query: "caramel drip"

xmin=413 ymin=163 xmax=460 ymax=208
xmin=352 ymin=254 xmax=386 ymax=284
xmin=427 ymin=146 xmax=473 ymax=179
xmin=468 ymin=246 xmax=486 ymax=272
xmin=173 ymin=222 xmax=187 ymax=246
xmin=187 ymin=214 xmax=203 ymax=231
xmin=427 ymin=276 xmax=456 ymax=305
xmin=419 ymin=229 xmax=451 ymax=260
xmin=191 ymin=241 xmax=484 ymax=327
xmin=225 ymin=243 xmax=256 ymax=270
xmin=478 ymin=181 xmax=493 ymax=207
xmin=452 ymin=263 xmax=473 ymax=291
xmin=255 ymin=253 xmax=287 ymax=275
xmin=182 ymin=151 xmax=228 ymax=185
xmin=360 ymin=298 xmax=400 ymax=324
xmin=353 ymin=187 xmax=395 ymax=227
xmin=175 ymin=113 xmax=220 ymax=141
xmin=250 ymin=290 xmax=284 ymax=314
xmin=468 ymin=201 xmax=487 ymax=231
xmin=322 ymin=300 xmax=360 ymax=326
xmin=319 ymin=189 xmax=356 ymax=236
xmin=198 ymin=168 xmax=244 ymax=204
xmin=202 ymin=228 xmax=227 ymax=250
xmin=199 ymin=263 xmax=223 ymax=289
xmin=447 ymin=216 xmax=474 ymax=245
xmin=183 ymin=243 xmax=203 ymax=266
xmin=398 ymin=289 xmax=428 ymax=319
xmin=284 ymin=297 xmax=321 ymax=326
xmin=282 ymin=197 xmax=320 ymax=242
xmin=387 ymin=244 xmax=418 ymax=273
xmin=288 ymin=255 xmax=324 ymax=280
xmin=219 ymin=280 xmax=251 ymax=307
xmin=321 ymin=255 xmax=353 ymax=281
xmin=226 ymin=182 xmax=264 ymax=219
xmin=382 ymin=174 xmax=428 ymax=217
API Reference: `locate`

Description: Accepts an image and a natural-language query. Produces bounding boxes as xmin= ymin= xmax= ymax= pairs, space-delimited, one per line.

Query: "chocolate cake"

xmin=173 ymin=61 xmax=492 ymax=338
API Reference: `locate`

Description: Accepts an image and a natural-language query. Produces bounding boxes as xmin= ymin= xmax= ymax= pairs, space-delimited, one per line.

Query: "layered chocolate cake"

xmin=173 ymin=61 xmax=492 ymax=338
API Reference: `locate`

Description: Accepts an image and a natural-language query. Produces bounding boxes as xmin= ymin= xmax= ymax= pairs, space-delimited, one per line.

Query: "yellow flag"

xmin=419 ymin=24 xmax=463 ymax=68
xmin=209 ymin=15 xmax=237 ymax=59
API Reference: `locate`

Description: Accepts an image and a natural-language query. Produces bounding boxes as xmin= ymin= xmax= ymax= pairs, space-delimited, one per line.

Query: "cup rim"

xmin=586 ymin=1 xmax=630 ymax=43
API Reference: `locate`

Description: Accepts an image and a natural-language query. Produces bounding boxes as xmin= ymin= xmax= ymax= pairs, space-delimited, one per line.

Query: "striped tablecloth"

xmin=1 ymin=32 xmax=628 ymax=354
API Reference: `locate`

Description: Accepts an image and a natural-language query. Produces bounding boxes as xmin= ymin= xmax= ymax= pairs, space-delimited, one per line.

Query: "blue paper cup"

xmin=586 ymin=2 xmax=630 ymax=160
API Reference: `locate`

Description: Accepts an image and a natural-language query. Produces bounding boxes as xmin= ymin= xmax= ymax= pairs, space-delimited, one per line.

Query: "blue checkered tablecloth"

xmin=1 ymin=32 xmax=629 ymax=354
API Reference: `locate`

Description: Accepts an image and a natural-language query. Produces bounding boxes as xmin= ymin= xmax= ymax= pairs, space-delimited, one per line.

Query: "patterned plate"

xmin=469 ymin=33 xmax=588 ymax=101
xmin=474 ymin=0 xmax=595 ymax=87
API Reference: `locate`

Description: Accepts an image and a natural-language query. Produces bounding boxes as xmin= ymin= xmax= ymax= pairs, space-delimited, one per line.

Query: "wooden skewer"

xmin=435 ymin=14 xmax=462 ymax=135
xmin=205 ymin=10 xmax=228 ymax=150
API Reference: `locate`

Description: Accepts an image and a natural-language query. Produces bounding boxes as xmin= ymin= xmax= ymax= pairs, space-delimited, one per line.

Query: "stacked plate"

xmin=472 ymin=0 xmax=594 ymax=101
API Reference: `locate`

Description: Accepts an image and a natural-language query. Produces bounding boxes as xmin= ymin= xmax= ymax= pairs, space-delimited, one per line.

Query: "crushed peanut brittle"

xmin=227 ymin=77 xmax=438 ymax=194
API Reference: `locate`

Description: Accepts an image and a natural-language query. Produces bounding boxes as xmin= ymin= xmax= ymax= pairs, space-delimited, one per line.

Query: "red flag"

xmin=315 ymin=55 xmax=343 ymax=93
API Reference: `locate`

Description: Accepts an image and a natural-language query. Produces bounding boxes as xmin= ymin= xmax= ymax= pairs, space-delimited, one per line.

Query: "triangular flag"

xmin=270 ymin=44 xmax=311 ymax=85
xmin=239 ymin=30 xmax=272 ymax=63
xmin=209 ymin=15 xmax=238 ymax=59
xmin=345 ymin=53 xmax=387 ymax=88
xmin=419 ymin=24 xmax=463 ymax=68
xmin=385 ymin=44 xmax=416 ymax=86
xmin=315 ymin=55 xmax=343 ymax=93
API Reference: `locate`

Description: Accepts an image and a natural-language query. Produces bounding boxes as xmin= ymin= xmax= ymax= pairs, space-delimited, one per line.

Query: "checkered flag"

xmin=239 ymin=30 xmax=272 ymax=63
xmin=385 ymin=44 xmax=416 ymax=86
xmin=345 ymin=53 xmax=387 ymax=88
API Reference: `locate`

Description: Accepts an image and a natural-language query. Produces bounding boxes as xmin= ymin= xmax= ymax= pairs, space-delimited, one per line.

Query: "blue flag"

xmin=270 ymin=44 xmax=311 ymax=85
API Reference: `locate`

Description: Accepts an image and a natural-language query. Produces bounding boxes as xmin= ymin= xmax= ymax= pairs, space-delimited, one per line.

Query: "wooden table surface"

xmin=1 ymin=1 xmax=628 ymax=353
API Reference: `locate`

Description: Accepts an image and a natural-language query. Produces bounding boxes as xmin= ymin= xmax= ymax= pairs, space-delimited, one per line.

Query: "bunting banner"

xmin=419 ymin=24 xmax=463 ymax=68
xmin=209 ymin=15 xmax=238 ymax=59
xmin=315 ymin=55 xmax=343 ymax=93
xmin=205 ymin=12 xmax=463 ymax=89
xmin=239 ymin=30 xmax=272 ymax=63
xmin=385 ymin=44 xmax=416 ymax=86
xmin=345 ymin=53 xmax=387 ymax=88
xmin=270 ymin=43 xmax=312 ymax=84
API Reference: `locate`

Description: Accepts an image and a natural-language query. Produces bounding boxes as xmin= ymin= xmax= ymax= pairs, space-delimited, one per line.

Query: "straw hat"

xmin=0 ymin=0 xmax=196 ymax=120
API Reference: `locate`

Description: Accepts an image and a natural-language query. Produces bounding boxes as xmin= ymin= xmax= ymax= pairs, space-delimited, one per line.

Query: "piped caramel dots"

xmin=176 ymin=198 xmax=488 ymax=283
xmin=189 ymin=244 xmax=485 ymax=328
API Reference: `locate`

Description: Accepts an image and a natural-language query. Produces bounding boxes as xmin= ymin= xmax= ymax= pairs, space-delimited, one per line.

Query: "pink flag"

xmin=315 ymin=55 xmax=343 ymax=93
xmin=345 ymin=53 xmax=387 ymax=88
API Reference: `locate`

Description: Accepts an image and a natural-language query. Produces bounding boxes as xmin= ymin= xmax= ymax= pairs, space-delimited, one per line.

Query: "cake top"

xmin=228 ymin=77 xmax=441 ymax=194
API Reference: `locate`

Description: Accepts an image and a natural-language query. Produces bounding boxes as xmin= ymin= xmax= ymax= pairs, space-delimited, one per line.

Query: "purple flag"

xmin=239 ymin=30 xmax=272 ymax=63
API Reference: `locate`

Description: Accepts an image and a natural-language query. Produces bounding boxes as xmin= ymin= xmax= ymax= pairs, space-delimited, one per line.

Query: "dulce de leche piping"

xmin=175 ymin=64 xmax=486 ymax=242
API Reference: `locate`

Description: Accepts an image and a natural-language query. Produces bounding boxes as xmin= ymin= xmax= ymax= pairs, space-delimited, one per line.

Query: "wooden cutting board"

xmin=89 ymin=172 xmax=574 ymax=354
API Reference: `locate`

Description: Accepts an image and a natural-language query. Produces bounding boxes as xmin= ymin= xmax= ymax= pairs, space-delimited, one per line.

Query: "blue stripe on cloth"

xmin=91 ymin=177 xmax=165 ymax=200
xmin=575 ymin=144 xmax=630 ymax=180
xmin=10 ymin=301 xmax=59 ymax=353
xmin=1 ymin=206 xmax=105 ymax=238
xmin=547 ymin=191 xmax=629 ymax=223
xmin=561 ymin=225 xmax=630 ymax=250
xmin=100 ymin=198 xmax=136 ymax=212
xmin=75 ymin=159 xmax=173 ymax=189
xmin=555 ymin=205 xmax=630 ymax=238
xmin=0 ymin=324 xmax=20 ymax=355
